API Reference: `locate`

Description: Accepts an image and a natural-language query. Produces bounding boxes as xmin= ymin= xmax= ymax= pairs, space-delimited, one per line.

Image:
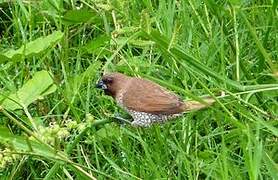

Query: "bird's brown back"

xmin=122 ymin=77 xmax=185 ymax=115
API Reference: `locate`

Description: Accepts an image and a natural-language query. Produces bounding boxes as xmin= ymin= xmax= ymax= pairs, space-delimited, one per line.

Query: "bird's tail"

xmin=183 ymin=97 xmax=216 ymax=112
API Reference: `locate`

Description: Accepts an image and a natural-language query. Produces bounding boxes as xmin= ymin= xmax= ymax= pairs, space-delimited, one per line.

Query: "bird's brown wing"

xmin=122 ymin=78 xmax=185 ymax=114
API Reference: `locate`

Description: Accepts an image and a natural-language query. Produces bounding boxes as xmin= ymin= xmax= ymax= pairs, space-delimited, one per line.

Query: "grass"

xmin=0 ymin=0 xmax=277 ymax=179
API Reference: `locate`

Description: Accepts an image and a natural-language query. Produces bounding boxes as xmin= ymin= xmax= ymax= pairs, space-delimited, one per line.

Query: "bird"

xmin=96 ymin=72 xmax=215 ymax=127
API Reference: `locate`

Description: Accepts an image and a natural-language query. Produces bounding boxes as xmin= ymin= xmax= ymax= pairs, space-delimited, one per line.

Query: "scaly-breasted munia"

xmin=96 ymin=72 xmax=215 ymax=127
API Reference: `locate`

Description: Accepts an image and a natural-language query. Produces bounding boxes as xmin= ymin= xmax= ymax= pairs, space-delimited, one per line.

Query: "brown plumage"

xmin=96 ymin=72 xmax=215 ymax=127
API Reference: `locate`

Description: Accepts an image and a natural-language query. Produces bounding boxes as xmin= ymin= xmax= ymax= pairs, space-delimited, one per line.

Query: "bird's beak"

xmin=96 ymin=80 xmax=107 ymax=90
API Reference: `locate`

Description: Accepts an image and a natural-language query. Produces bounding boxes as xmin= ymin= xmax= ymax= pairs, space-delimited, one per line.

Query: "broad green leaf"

xmin=0 ymin=31 xmax=64 ymax=63
xmin=83 ymin=35 xmax=110 ymax=53
xmin=95 ymin=125 xmax=121 ymax=139
xmin=40 ymin=84 xmax=57 ymax=97
xmin=0 ymin=54 xmax=10 ymax=63
xmin=111 ymin=37 xmax=154 ymax=47
xmin=62 ymin=9 xmax=101 ymax=25
xmin=228 ymin=0 xmax=241 ymax=6
xmin=1 ymin=70 xmax=57 ymax=110
xmin=0 ymin=126 xmax=9 ymax=134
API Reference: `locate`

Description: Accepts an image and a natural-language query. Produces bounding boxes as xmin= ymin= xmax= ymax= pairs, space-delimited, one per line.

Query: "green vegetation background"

xmin=0 ymin=0 xmax=277 ymax=179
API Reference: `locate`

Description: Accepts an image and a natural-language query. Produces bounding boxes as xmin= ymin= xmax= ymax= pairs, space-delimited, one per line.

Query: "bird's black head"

xmin=96 ymin=73 xmax=129 ymax=97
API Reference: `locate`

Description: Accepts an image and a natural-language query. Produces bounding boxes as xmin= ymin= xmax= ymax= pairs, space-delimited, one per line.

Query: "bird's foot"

xmin=113 ymin=113 xmax=132 ymax=125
